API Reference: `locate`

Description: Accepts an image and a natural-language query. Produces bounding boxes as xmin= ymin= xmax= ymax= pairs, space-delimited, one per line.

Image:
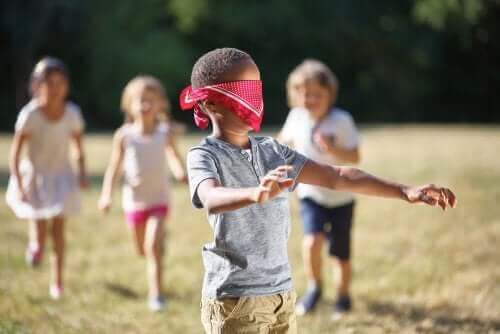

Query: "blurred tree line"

xmin=1 ymin=0 xmax=498 ymax=130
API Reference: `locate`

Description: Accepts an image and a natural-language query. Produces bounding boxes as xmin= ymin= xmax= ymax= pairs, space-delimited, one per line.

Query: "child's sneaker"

xmin=331 ymin=294 xmax=351 ymax=320
xmin=25 ymin=246 xmax=42 ymax=267
xmin=296 ymin=288 xmax=322 ymax=315
xmin=49 ymin=284 xmax=63 ymax=300
xmin=148 ymin=295 xmax=167 ymax=312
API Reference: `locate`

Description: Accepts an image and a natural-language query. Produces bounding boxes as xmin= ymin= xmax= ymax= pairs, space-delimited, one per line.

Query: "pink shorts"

xmin=125 ymin=204 xmax=168 ymax=227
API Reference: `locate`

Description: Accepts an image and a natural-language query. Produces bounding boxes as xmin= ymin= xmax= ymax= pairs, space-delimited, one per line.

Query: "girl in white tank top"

xmin=121 ymin=122 xmax=171 ymax=212
xmin=98 ymin=76 xmax=186 ymax=312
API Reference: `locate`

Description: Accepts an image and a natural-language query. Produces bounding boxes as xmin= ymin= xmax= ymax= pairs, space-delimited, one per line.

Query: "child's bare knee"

xmin=137 ymin=246 xmax=146 ymax=257
xmin=144 ymin=240 xmax=160 ymax=258
xmin=304 ymin=234 xmax=323 ymax=250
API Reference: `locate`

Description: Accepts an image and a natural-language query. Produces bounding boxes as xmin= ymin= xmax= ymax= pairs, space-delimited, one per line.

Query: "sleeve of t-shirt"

xmin=336 ymin=112 xmax=359 ymax=149
xmin=187 ymin=148 xmax=221 ymax=209
xmin=277 ymin=141 xmax=309 ymax=191
xmin=68 ymin=103 xmax=85 ymax=134
xmin=279 ymin=108 xmax=298 ymax=144
xmin=14 ymin=107 xmax=35 ymax=134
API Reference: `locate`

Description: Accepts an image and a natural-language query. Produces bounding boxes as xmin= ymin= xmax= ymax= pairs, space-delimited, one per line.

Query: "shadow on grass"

xmin=366 ymin=300 xmax=500 ymax=332
xmin=0 ymin=319 xmax=26 ymax=334
xmin=104 ymin=282 xmax=139 ymax=299
xmin=27 ymin=295 xmax=53 ymax=305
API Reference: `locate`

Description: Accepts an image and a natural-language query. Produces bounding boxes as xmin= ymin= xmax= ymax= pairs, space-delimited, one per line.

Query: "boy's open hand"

xmin=253 ymin=166 xmax=294 ymax=203
xmin=404 ymin=184 xmax=457 ymax=210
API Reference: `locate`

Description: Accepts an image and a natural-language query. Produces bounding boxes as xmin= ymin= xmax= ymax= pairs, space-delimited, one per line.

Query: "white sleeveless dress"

xmin=6 ymin=100 xmax=85 ymax=219
xmin=121 ymin=123 xmax=171 ymax=212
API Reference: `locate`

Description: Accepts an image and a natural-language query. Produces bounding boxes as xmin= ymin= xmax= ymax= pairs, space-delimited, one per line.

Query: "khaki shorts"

xmin=201 ymin=291 xmax=297 ymax=334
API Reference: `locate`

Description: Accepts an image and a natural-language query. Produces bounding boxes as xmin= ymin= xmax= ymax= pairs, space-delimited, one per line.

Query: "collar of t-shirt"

xmin=206 ymin=136 xmax=253 ymax=162
xmin=241 ymin=148 xmax=252 ymax=162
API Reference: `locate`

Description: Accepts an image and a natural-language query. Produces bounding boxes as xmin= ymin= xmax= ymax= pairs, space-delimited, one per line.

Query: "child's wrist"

xmin=400 ymin=185 xmax=411 ymax=202
xmin=100 ymin=192 xmax=111 ymax=200
xmin=249 ymin=187 xmax=260 ymax=203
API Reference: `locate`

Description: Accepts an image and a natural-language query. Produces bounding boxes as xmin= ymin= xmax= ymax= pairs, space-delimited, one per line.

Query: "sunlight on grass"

xmin=1 ymin=125 xmax=499 ymax=333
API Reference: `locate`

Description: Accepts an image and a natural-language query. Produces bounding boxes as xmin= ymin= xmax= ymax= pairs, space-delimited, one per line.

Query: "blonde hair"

xmin=120 ymin=75 xmax=171 ymax=123
xmin=286 ymin=59 xmax=339 ymax=108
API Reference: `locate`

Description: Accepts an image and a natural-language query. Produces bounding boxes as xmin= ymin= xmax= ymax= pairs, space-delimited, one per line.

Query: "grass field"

xmin=1 ymin=125 xmax=499 ymax=334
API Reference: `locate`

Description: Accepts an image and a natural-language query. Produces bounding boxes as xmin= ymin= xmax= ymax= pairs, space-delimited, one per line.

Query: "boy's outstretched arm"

xmin=196 ymin=166 xmax=294 ymax=214
xmin=297 ymin=160 xmax=457 ymax=210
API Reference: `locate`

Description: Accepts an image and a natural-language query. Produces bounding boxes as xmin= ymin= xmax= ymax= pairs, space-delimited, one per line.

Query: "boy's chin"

xmin=225 ymin=124 xmax=252 ymax=135
xmin=233 ymin=120 xmax=252 ymax=132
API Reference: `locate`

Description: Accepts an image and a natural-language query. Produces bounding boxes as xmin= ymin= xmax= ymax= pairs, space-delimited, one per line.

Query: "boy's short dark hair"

xmin=191 ymin=48 xmax=252 ymax=88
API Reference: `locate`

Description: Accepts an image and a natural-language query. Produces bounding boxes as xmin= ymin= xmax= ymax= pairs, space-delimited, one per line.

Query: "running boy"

xmin=181 ymin=48 xmax=456 ymax=334
xmin=279 ymin=59 xmax=360 ymax=316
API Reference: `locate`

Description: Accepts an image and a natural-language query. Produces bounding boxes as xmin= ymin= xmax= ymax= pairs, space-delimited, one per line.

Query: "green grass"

xmin=1 ymin=125 xmax=499 ymax=333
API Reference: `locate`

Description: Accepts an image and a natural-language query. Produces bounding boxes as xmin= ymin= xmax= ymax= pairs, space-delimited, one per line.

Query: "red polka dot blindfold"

xmin=179 ymin=80 xmax=264 ymax=132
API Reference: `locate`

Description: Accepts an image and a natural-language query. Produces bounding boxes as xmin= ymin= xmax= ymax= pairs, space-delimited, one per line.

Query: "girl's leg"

xmin=50 ymin=216 xmax=65 ymax=289
xmin=144 ymin=216 xmax=165 ymax=299
xmin=27 ymin=219 xmax=47 ymax=266
xmin=130 ymin=221 xmax=147 ymax=257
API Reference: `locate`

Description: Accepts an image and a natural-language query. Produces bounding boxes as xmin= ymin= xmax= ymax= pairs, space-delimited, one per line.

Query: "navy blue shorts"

xmin=299 ymin=198 xmax=355 ymax=260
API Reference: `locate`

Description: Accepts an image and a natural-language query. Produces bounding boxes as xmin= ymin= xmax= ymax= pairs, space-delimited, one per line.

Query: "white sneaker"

xmin=49 ymin=284 xmax=63 ymax=300
xmin=148 ymin=296 xmax=166 ymax=312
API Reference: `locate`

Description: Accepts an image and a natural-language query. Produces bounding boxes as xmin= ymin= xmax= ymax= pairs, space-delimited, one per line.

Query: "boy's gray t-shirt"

xmin=187 ymin=136 xmax=308 ymax=298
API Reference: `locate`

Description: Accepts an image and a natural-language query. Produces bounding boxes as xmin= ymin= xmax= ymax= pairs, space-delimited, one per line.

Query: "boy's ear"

xmin=201 ymin=101 xmax=218 ymax=115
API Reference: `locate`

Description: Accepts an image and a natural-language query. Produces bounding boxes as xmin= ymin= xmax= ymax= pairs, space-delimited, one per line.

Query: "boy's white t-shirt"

xmin=280 ymin=107 xmax=360 ymax=207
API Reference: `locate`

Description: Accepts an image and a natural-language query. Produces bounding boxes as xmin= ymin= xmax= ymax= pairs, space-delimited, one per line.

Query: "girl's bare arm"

xmin=9 ymin=132 xmax=28 ymax=200
xmin=72 ymin=132 xmax=88 ymax=187
xmin=98 ymin=129 xmax=125 ymax=211
xmin=165 ymin=136 xmax=187 ymax=182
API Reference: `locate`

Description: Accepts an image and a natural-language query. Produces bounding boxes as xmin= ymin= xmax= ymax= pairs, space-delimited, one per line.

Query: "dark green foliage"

xmin=1 ymin=0 xmax=498 ymax=130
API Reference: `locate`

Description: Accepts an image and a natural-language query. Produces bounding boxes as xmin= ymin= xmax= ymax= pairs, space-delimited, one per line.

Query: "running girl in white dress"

xmin=98 ymin=75 xmax=186 ymax=312
xmin=6 ymin=57 xmax=88 ymax=300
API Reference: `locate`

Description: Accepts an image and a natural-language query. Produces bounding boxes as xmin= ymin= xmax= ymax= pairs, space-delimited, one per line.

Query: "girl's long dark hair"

xmin=30 ymin=56 xmax=69 ymax=96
